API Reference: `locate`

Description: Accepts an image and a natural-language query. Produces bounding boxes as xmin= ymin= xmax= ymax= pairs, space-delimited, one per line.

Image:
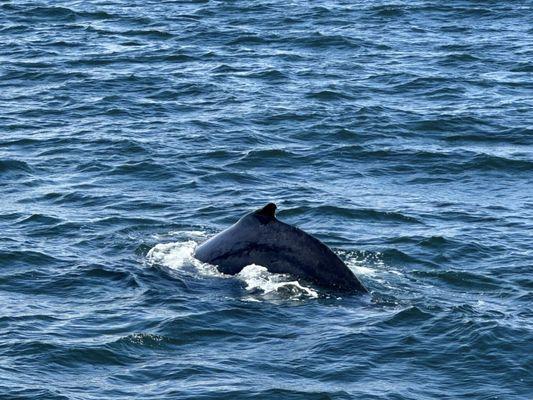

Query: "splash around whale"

xmin=194 ymin=203 xmax=368 ymax=293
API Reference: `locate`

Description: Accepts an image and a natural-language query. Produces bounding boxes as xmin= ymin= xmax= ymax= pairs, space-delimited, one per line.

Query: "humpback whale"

xmin=194 ymin=203 xmax=368 ymax=293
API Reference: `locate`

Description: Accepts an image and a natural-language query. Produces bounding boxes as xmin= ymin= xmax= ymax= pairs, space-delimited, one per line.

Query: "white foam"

xmin=345 ymin=251 xmax=404 ymax=279
xmin=147 ymin=241 xmax=195 ymax=268
xmin=346 ymin=258 xmax=378 ymax=277
xmin=236 ymin=264 xmax=319 ymax=299
xmin=146 ymin=240 xmax=223 ymax=277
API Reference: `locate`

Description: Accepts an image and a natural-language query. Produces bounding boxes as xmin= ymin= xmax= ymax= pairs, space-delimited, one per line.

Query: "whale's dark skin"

xmin=194 ymin=203 xmax=368 ymax=293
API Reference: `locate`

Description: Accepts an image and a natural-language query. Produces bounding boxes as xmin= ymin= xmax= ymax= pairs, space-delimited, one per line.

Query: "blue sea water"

xmin=1 ymin=0 xmax=532 ymax=399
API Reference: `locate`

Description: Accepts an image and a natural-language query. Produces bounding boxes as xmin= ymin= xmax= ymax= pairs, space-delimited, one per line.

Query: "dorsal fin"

xmin=255 ymin=203 xmax=277 ymax=218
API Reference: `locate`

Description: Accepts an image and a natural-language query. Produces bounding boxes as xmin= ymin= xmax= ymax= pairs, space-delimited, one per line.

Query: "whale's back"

xmin=194 ymin=205 xmax=367 ymax=293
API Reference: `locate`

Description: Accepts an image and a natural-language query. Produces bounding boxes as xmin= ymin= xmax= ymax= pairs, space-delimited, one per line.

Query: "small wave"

xmin=0 ymin=159 xmax=31 ymax=174
xmin=467 ymin=153 xmax=533 ymax=172
xmin=228 ymin=148 xmax=303 ymax=169
xmin=407 ymin=176 xmax=454 ymax=184
xmin=75 ymin=10 xmax=120 ymax=21
xmin=381 ymin=248 xmax=436 ymax=268
xmin=16 ymin=213 xmax=62 ymax=226
xmin=418 ymin=236 xmax=495 ymax=259
xmin=112 ymin=333 xmax=167 ymax=349
xmin=243 ymin=148 xmax=297 ymax=159
xmin=22 ymin=6 xmax=76 ymax=21
xmin=413 ymin=270 xmax=502 ymax=290
xmin=161 ymin=53 xmax=197 ymax=62
xmin=443 ymin=128 xmax=532 ymax=145
xmin=227 ymin=34 xmax=271 ymax=45
xmin=89 ymin=216 xmax=162 ymax=228
xmin=196 ymin=171 xmax=261 ymax=185
xmin=381 ymin=306 xmax=433 ymax=327
xmin=369 ymin=5 xmax=405 ymax=17
xmin=109 ymin=160 xmax=174 ymax=179
xmin=1 ymin=388 xmax=67 ymax=400
xmin=440 ymin=53 xmax=481 ymax=63
xmin=0 ymin=250 xmax=62 ymax=267
xmin=299 ymin=33 xmax=361 ymax=49
xmin=210 ymin=64 xmax=245 ymax=74
xmin=306 ymin=89 xmax=354 ymax=101
xmin=510 ymin=63 xmax=533 ymax=73
xmin=244 ymin=69 xmax=288 ymax=80
xmin=88 ymin=138 xmax=150 ymax=155
xmin=81 ymin=25 xmax=173 ymax=39
xmin=84 ymin=266 xmax=137 ymax=284
xmin=280 ymin=205 xmax=422 ymax=224
xmin=120 ymin=29 xmax=173 ymax=39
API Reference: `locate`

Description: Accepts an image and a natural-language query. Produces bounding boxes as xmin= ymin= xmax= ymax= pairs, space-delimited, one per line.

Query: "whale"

xmin=194 ymin=203 xmax=368 ymax=293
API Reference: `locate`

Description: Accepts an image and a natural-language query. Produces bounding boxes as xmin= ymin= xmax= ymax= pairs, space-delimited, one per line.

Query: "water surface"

xmin=1 ymin=1 xmax=532 ymax=399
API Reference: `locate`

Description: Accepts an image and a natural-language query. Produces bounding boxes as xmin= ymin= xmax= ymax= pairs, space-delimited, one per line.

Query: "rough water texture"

xmin=1 ymin=1 xmax=532 ymax=399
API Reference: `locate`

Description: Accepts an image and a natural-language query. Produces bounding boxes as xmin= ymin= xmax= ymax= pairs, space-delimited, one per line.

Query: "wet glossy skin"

xmin=194 ymin=204 xmax=368 ymax=293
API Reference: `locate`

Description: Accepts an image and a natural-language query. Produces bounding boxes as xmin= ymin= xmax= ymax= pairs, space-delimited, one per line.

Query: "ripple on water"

xmin=1 ymin=0 xmax=531 ymax=398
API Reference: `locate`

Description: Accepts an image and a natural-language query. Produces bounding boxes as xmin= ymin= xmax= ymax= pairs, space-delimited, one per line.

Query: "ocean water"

xmin=1 ymin=0 xmax=532 ymax=399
